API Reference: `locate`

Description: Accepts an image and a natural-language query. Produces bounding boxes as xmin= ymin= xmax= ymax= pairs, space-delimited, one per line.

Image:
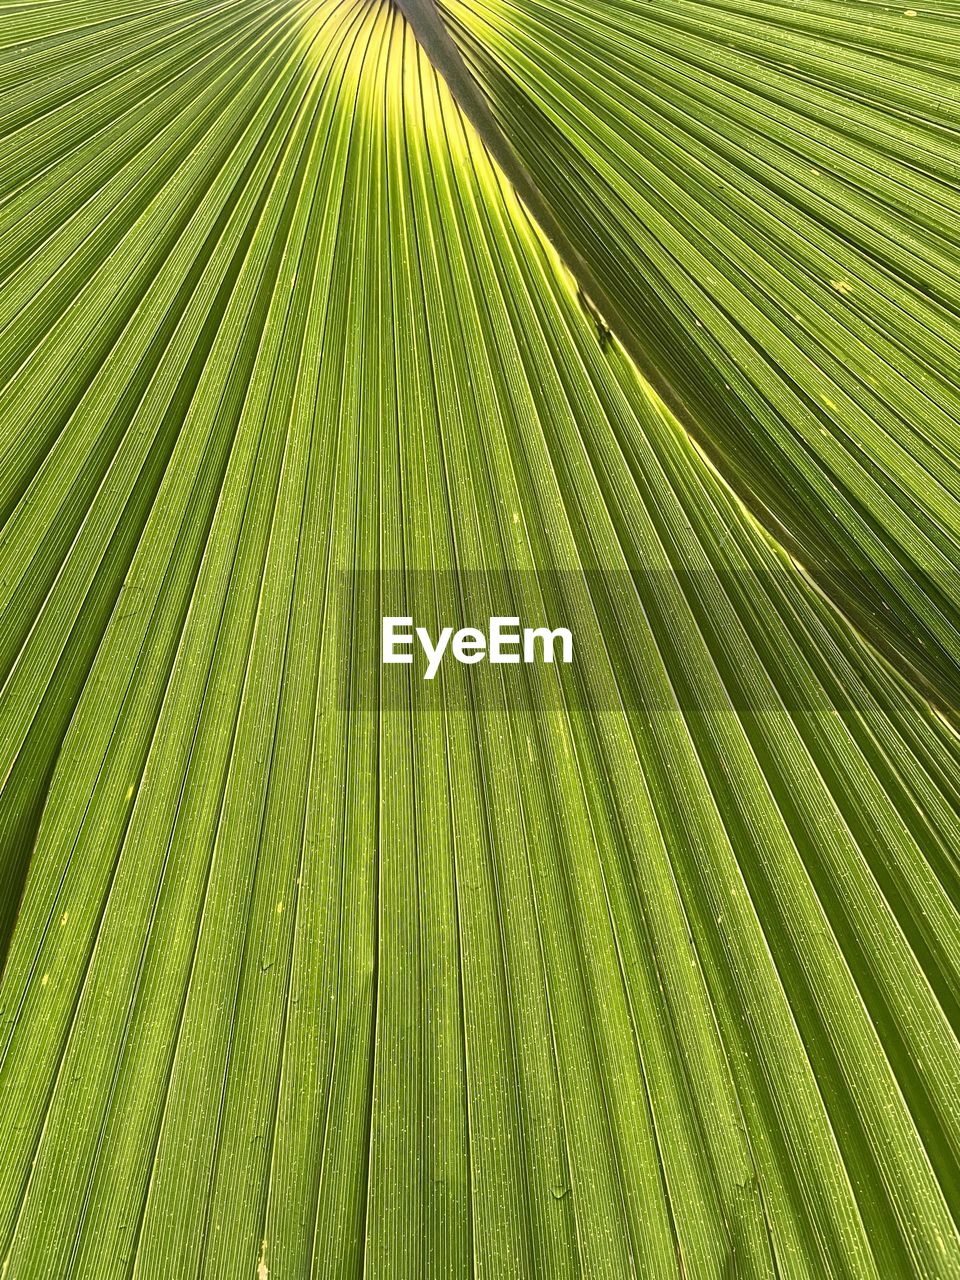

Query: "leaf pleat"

xmin=0 ymin=4 xmax=958 ymax=1279
xmin=439 ymin=0 xmax=960 ymax=712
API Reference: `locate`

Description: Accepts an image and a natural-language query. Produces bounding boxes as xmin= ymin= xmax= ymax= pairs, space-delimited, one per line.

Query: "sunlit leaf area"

xmin=0 ymin=1 xmax=959 ymax=1276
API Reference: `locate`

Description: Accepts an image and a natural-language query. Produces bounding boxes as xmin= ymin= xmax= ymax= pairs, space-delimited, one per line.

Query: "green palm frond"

xmin=440 ymin=0 xmax=960 ymax=708
xmin=0 ymin=3 xmax=958 ymax=1278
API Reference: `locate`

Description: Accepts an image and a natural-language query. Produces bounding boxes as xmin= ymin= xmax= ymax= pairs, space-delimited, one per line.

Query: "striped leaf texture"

xmin=0 ymin=2 xmax=958 ymax=1278
xmin=439 ymin=0 xmax=960 ymax=709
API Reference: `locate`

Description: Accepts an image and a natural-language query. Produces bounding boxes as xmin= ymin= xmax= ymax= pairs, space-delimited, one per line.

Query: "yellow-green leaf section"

xmin=0 ymin=3 xmax=958 ymax=1279
xmin=440 ymin=0 xmax=960 ymax=711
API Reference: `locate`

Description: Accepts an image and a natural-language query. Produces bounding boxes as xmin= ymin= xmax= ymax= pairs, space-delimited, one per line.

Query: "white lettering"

xmin=382 ymin=618 xmax=572 ymax=677
xmin=523 ymin=626 xmax=572 ymax=665
xmin=451 ymin=627 xmax=486 ymax=664
xmin=417 ymin=625 xmax=453 ymax=680
xmin=489 ymin=616 xmax=521 ymax=663
xmin=383 ymin=617 xmax=414 ymax=663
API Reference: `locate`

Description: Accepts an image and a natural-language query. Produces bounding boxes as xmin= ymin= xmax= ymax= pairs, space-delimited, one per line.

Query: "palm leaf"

xmin=0 ymin=2 xmax=958 ymax=1278
xmin=438 ymin=0 xmax=960 ymax=710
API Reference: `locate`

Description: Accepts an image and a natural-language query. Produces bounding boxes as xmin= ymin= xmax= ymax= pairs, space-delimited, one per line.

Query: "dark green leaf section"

xmin=0 ymin=3 xmax=958 ymax=1278
xmin=440 ymin=0 xmax=960 ymax=714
